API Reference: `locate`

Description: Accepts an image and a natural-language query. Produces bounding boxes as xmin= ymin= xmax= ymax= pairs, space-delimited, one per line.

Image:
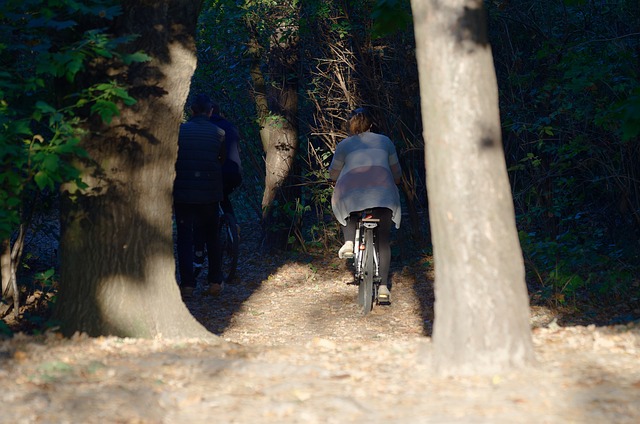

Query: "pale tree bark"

xmin=247 ymin=15 xmax=301 ymax=251
xmin=411 ymin=0 xmax=535 ymax=375
xmin=259 ymin=90 xmax=299 ymax=250
xmin=1 ymin=227 xmax=26 ymax=318
xmin=0 ymin=240 xmax=9 ymax=302
xmin=1 ymin=239 xmax=15 ymax=317
xmin=55 ymin=0 xmax=213 ymax=339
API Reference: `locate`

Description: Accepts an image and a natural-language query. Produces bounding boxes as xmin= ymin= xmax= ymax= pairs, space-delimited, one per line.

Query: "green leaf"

xmin=37 ymin=268 xmax=55 ymax=280
xmin=95 ymin=83 xmax=113 ymax=91
xmin=35 ymin=101 xmax=57 ymax=114
xmin=10 ymin=119 xmax=32 ymax=136
xmin=42 ymin=155 xmax=60 ymax=173
xmin=34 ymin=171 xmax=52 ymax=190
xmin=6 ymin=197 xmax=21 ymax=208
xmin=91 ymin=100 xmax=120 ymax=124
xmin=122 ymin=51 xmax=151 ymax=65
xmin=65 ymin=56 xmax=85 ymax=81
xmin=94 ymin=48 xmax=113 ymax=58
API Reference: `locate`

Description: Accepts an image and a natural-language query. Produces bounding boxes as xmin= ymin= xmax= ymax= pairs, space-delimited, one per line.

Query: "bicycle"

xmin=349 ymin=209 xmax=386 ymax=315
xmin=218 ymin=202 xmax=239 ymax=283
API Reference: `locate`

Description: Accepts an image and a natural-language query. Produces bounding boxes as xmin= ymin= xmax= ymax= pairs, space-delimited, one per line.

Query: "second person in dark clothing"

xmin=210 ymin=102 xmax=243 ymax=215
xmin=174 ymin=94 xmax=226 ymax=298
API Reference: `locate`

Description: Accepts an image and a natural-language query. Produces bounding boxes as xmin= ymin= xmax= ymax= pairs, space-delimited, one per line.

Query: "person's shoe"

xmin=378 ymin=285 xmax=391 ymax=304
xmin=338 ymin=241 xmax=354 ymax=259
xmin=180 ymin=285 xmax=195 ymax=299
xmin=207 ymin=281 xmax=225 ymax=296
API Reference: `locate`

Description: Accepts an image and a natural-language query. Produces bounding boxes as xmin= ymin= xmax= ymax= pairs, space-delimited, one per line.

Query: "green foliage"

xmin=491 ymin=0 xmax=640 ymax=305
xmin=191 ymin=0 xmax=265 ymax=219
xmin=0 ymin=319 xmax=11 ymax=337
xmin=0 ymin=0 xmax=148 ymax=239
xmin=521 ymin=228 xmax=638 ymax=307
xmin=371 ymin=0 xmax=412 ymax=38
xmin=35 ymin=268 xmax=56 ymax=290
xmin=616 ymin=87 xmax=640 ymax=141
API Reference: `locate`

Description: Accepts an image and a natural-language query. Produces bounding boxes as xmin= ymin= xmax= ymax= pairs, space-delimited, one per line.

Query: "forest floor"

xmin=1 ymin=220 xmax=639 ymax=423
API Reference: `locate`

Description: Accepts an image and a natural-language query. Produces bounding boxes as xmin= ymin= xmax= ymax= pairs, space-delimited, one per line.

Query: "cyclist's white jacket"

xmin=329 ymin=131 xmax=402 ymax=229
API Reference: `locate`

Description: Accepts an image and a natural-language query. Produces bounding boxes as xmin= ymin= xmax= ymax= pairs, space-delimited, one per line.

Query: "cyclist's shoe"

xmin=338 ymin=241 xmax=354 ymax=259
xmin=207 ymin=281 xmax=225 ymax=296
xmin=378 ymin=285 xmax=391 ymax=304
xmin=180 ymin=285 xmax=195 ymax=299
xmin=193 ymin=251 xmax=205 ymax=279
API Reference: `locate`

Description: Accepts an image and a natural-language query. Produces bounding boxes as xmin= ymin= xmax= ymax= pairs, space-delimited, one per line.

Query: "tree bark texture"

xmin=1 ymin=239 xmax=13 ymax=316
xmin=411 ymin=0 xmax=534 ymax=375
xmin=260 ymin=93 xmax=299 ymax=250
xmin=56 ymin=0 xmax=212 ymax=339
xmin=248 ymin=19 xmax=300 ymax=251
xmin=0 ymin=226 xmax=26 ymax=317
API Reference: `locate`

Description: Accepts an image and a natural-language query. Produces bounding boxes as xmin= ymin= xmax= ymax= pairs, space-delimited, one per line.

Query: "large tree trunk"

xmin=411 ymin=0 xmax=534 ymax=374
xmin=55 ymin=0 xmax=212 ymax=339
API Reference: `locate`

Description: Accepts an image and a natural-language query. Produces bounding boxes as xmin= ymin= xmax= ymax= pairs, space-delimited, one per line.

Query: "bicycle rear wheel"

xmin=359 ymin=228 xmax=375 ymax=315
xmin=219 ymin=212 xmax=239 ymax=282
xmin=356 ymin=254 xmax=365 ymax=307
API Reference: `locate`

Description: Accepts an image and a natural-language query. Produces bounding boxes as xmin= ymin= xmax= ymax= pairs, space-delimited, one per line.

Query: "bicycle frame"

xmin=354 ymin=221 xmax=380 ymax=280
xmin=352 ymin=210 xmax=381 ymax=314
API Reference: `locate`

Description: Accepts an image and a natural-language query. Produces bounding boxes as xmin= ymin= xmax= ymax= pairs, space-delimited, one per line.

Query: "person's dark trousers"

xmin=343 ymin=207 xmax=393 ymax=287
xmin=194 ymin=172 xmax=241 ymax=255
xmin=175 ymin=202 xmax=222 ymax=287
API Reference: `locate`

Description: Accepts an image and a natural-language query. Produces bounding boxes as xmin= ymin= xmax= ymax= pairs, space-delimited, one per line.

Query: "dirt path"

xmin=1 ymin=222 xmax=639 ymax=423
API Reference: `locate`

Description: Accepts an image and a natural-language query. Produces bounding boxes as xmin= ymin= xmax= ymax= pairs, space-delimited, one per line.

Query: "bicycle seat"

xmin=360 ymin=209 xmax=380 ymax=223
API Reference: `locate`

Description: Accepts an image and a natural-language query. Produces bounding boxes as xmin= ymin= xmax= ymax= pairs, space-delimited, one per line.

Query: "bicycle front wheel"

xmin=359 ymin=228 xmax=375 ymax=315
xmin=219 ymin=213 xmax=239 ymax=282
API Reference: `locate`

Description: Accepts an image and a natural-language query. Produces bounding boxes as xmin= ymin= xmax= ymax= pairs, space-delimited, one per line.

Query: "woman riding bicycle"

xmin=329 ymin=107 xmax=402 ymax=303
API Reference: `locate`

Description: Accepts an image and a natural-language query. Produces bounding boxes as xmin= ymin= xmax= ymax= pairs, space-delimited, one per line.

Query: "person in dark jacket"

xmin=193 ymin=102 xmax=244 ymax=279
xmin=174 ymin=94 xmax=226 ymax=298
xmin=211 ymin=102 xmax=243 ymax=215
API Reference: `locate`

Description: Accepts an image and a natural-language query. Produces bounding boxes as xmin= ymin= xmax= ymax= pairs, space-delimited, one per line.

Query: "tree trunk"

xmin=411 ymin=0 xmax=534 ymax=375
xmin=55 ymin=0 xmax=212 ymax=339
xmin=1 ymin=225 xmax=26 ymax=318
xmin=248 ymin=18 xmax=301 ymax=251
xmin=1 ymin=239 xmax=13 ymax=317
xmin=260 ymin=90 xmax=299 ymax=250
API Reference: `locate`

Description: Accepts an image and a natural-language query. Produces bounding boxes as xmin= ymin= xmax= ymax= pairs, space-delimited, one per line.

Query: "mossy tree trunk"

xmin=55 ymin=0 xmax=213 ymax=339
xmin=247 ymin=9 xmax=301 ymax=251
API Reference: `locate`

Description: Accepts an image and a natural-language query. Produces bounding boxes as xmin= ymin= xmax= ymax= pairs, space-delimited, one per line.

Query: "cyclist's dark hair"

xmin=347 ymin=107 xmax=373 ymax=135
xmin=190 ymin=94 xmax=213 ymax=115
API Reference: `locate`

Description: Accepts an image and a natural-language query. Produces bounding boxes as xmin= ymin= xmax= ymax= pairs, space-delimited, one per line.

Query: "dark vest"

xmin=173 ymin=116 xmax=225 ymax=204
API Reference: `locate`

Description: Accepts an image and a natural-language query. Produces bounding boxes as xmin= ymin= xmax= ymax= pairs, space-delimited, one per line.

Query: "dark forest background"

xmin=190 ymin=0 xmax=640 ymax=320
